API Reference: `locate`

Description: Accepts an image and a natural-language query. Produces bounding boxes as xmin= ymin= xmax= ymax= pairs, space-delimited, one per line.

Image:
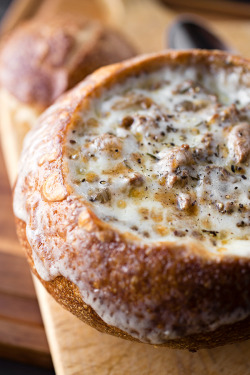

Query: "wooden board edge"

xmin=161 ymin=0 xmax=250 ymax=18
xmin=33 ymin=277 xmax=66 ymax=375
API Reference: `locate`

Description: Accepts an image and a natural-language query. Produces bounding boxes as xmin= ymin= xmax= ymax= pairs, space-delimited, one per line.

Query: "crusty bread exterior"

xmin=0 ymin=16 xmax=136 ymax=108
xmin=16 ymin=217 xmax=250 ymax=350
xmin=13 ymin=50 xmax=250 ymax=350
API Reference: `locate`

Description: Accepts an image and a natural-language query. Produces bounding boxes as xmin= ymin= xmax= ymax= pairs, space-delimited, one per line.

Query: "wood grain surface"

xmin=0 ymin=146 xmax=52 ymax=368
xmin=1 ymin=0 xmax=250 ymax=374
xmin=0 ymin=3 xmax=52 ymax=361
xmin=161 ymin=0 xmax=250 ymax=18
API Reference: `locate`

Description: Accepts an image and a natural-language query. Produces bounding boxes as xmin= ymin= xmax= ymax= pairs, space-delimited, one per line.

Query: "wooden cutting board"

xmin=0 ymin=133 xmax=52 ymax=368
xmin=1 ymin=0 xmax=250 ymax=374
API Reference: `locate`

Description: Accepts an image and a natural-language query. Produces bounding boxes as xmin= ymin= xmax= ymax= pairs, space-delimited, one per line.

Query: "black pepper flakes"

xmin=131 ymin=225 xmax=139 ymax=231
xmin=236 ymin=221 xmax=245 ymax=227
xmin=202 ymin=229 xmax=219 ymax=237
xmin=174 ymin=230 xmax=186 ymax=237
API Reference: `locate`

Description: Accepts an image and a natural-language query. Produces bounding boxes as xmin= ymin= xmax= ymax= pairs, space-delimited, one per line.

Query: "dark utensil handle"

xmin=168 ymin=15 xmax=233 ymax=51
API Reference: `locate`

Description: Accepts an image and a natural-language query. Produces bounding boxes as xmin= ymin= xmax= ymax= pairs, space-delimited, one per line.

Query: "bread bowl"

xmin=13 ymin=50 xmax=250 ymax=350
xmin=0 ymin=16 xmax=136 ymax=154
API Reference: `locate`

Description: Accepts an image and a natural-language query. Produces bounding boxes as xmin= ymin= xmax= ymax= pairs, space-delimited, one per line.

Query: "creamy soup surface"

xmin=66 ymin=65 xmax=250 ymax=254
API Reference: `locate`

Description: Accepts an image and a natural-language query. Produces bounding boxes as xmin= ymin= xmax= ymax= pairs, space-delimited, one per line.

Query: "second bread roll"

xmin=0 ymin=16 xmax=136 ymax=154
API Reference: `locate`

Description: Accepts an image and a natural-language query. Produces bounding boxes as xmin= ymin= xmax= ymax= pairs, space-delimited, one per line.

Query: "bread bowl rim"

xmin=13 ymin=49 xmax=250 ymax=349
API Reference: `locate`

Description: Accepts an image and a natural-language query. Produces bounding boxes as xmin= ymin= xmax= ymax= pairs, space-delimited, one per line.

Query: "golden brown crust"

xmin=16 ymin=216 xmax=250 ymax=350
xmin=13 ymin=50 xmax=250 ymax=349
xmin=0 ymin=16 xmax=136 ymax=108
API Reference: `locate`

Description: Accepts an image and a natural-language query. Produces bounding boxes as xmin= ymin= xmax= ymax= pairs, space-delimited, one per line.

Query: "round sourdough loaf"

xmin=0 ymin=16 xmax=136 ymax=154
xmin=13 ymin=50 xmax=250 ymax=350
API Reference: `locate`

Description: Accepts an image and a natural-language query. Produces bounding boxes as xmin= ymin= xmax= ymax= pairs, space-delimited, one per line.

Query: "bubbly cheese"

xmin=66 ymin=66 xmax=250 ymax=252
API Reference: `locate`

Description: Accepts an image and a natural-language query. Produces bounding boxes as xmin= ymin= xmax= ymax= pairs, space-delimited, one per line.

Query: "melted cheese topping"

xmin=66 ymin=66 xmax=250 ymax=253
